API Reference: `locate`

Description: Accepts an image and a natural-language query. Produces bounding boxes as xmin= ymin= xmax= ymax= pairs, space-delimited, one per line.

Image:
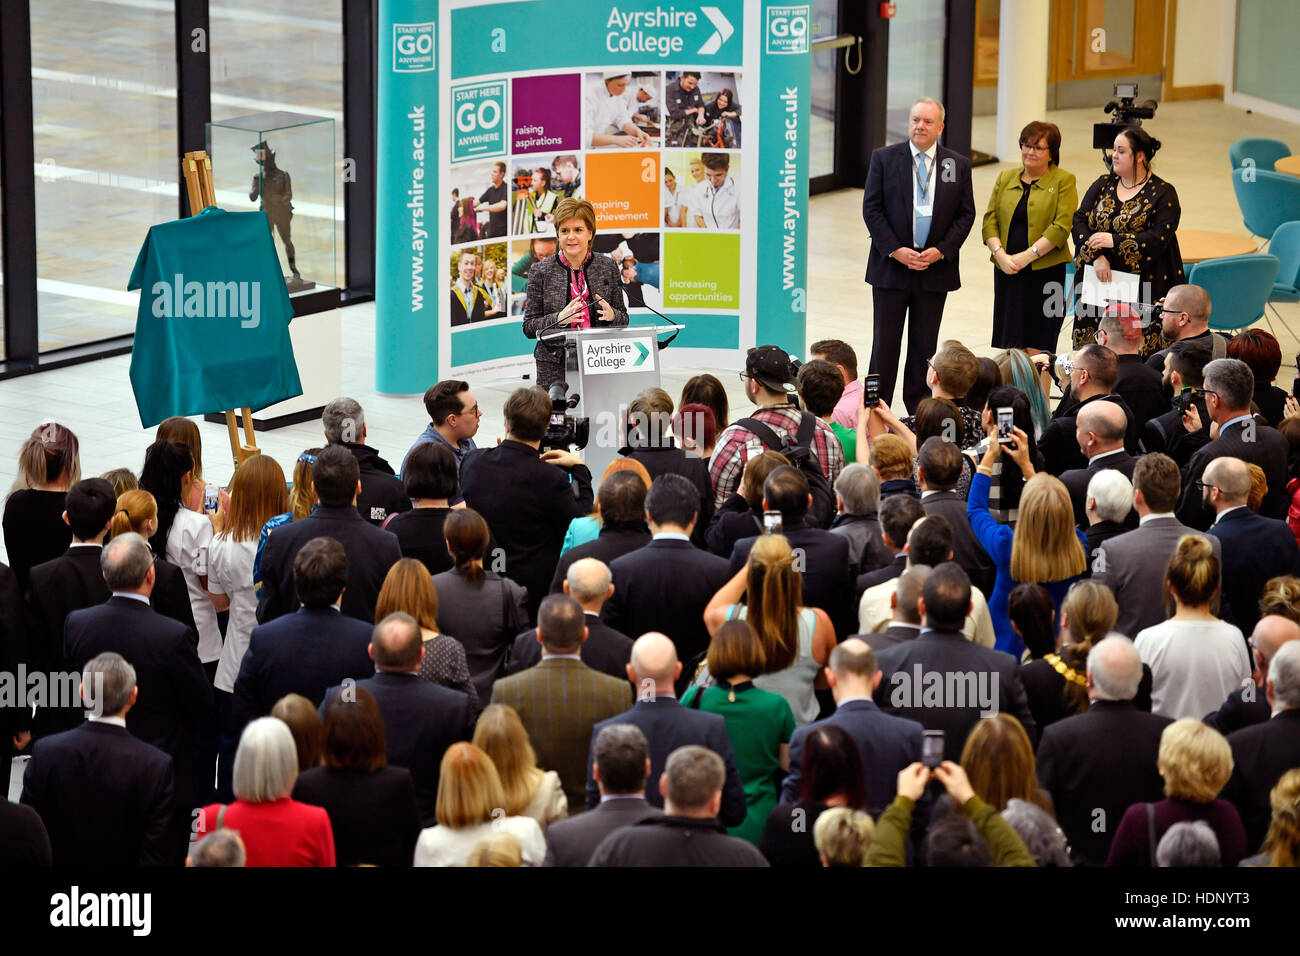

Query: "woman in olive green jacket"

xmin=981 ymin=121 xmax=1079 ymax=354
xmin=865 ymin=761 xmax=1036 ymax=867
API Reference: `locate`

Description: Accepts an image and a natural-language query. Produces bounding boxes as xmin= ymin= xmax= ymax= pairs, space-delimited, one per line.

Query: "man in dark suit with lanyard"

xmin=862 ymin=97 xmax=976 ymax=414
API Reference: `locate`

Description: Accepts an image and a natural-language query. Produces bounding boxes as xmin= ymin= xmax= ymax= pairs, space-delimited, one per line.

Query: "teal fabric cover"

xmin=127 ymin=207 xmax=302 ymax=427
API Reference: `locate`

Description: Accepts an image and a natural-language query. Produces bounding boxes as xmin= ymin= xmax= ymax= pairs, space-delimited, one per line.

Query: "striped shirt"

xmin=708 ymin=404 xmax=845 ymax=509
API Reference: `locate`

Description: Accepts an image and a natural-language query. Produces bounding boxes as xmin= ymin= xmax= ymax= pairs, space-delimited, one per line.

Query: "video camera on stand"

xmin=540 ymin=381 xmax=590 ymax=453
xmin=1093 ymin=82 xmax=1158 ymax=159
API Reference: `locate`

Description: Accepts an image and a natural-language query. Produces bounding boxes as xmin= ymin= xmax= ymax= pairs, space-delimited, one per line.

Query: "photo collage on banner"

xmin=445 ymin=56 xmax=745 ymax=364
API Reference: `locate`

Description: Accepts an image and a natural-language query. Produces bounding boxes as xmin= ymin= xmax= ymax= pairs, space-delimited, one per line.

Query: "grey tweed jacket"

xmin=523 ymin=253 xmax=630 ymax=388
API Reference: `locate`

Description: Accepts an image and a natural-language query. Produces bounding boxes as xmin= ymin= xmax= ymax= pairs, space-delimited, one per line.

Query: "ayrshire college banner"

xmin=375 ymin=0 xmax=810 ymax=391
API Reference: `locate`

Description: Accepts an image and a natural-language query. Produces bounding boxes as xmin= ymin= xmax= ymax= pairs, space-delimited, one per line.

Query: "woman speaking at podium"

xmin=523 ymin=197 xmax=629 ymax=389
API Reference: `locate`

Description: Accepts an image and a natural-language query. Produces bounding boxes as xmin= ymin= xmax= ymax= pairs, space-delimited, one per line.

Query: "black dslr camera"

xmin=541 ymin=381 xmax=590 ymax=452
xmin=1093 ymin=82 xmax=1158 ymax=149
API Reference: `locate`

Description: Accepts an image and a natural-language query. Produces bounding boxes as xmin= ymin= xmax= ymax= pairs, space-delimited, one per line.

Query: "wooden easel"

xmin=181 ymin=150 xmax=260 ymax=470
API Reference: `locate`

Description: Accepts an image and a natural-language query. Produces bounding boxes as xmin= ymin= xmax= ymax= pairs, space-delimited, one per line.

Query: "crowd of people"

xmin=3 ymin=87 xmax=1300 ymax=868
xmin=3 ymin=312 xmax=1300 ymax=870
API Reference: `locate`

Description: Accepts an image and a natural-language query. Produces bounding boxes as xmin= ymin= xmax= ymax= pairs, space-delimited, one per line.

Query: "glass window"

xmin=209 ymin=2 xmax=344 ymax=282
xmin=1235 ymin=0 xmax=1300 ymax=110
xmin=886 ymin=0 xmax=947 ymax=145
xmin=809 ymin=0 xmax=838 ymax=179
xmin=31 ymin=0 xmax=176 ymax=350
xmin=1081 ymin=0 xmax=1137 ymax=72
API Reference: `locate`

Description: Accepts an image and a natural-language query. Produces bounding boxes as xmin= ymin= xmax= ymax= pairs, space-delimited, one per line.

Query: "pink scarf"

xmin=566 ymin=252 xmax=594 ymax=329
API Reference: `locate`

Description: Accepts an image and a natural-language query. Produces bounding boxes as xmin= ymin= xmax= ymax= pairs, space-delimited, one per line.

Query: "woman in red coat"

xmin=197 ymin=717 xmax=335 ymax=867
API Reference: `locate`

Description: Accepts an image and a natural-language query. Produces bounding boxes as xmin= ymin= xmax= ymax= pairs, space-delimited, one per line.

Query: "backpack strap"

xmin=794 ymin=409 xmax=818 ymax=449
xmin=734 ymin=416 xmax=785 ymax=453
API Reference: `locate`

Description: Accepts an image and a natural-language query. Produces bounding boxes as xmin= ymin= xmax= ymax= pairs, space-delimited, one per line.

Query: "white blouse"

xmin=413 ymin=815 xmax=545 ymax=867
xmin=167 ymin=507 xmax=221 ymax=663
xmin=1134 ymin=619 xmax=1252 ymax=720
xmin=209 ymin=536 xmax=258 ymax=693
xmin=521 ymin=770 xmax=568 ymax=833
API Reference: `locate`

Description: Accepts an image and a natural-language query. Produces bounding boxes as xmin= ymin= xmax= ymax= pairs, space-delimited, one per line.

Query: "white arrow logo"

xmin=698 ymin=6 xmax=734 ymax=55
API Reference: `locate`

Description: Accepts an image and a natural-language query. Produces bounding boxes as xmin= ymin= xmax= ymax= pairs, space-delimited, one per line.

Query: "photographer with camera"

xmin=709 ymin=346 xmax=845 ymax=525
xmin=1071 ymin=124 xmax=1184 ymax=357
xmin=460 ymin=387 xmax=594 ymax=626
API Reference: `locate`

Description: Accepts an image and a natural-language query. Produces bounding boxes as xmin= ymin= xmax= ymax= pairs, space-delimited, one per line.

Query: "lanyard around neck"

xmin=914 ymin=151 xmax=936 ymax=201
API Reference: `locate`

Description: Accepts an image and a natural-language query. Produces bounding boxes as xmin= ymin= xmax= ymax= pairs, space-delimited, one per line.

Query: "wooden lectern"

xmin=181 ymin=150 xmax=260 ymax=469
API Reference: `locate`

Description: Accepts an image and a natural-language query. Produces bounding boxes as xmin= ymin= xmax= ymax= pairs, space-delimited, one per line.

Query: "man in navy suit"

xmin=602 ymin=476 xmax=731 ymax=680
xmin=21 ymin=652 xmax=175 ymax=867
xmin=1205 ymin=614 xmax=1300 ymax=734
xmin=321 ymin=612 xmax=473 ymax=826
xmin=1222 ymin=641 xmax=1300 ymax=851
xmin=1036 ymin=636 xmax=1172 ymax=866
xmin=27 ymin=477 xmax=115 ymax=735
xmin=583 ymin=633 xmax=746 ymax=827
xmin=63 ymin=533 xmax=212 ymax=863
xmin=862 ymin=97 xmax=976 ymax=413
xmin=782 ymin=639 xmax=922 ymax=816
xmin=872 ymin=563 xmax=1035 ymax=761
xmin=233 ymin=536 xmax=375 ymax=730
xmin=729 ymin=466 xmax=854 ymax=640
xmin=1057 ymin=401 xmax=1138 ymax=528
xmin=508 ymin=558 xmax=633 ymax=679
xmin=1204 ymin=456 xmax=1300 ymax=634
xmin=1177 ymin=358 xmax=1290 ymax=529
xmin=257 ymin=445 xmax=402 ymax=624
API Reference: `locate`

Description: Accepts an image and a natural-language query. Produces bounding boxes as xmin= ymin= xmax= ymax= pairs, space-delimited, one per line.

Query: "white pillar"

xmin=996 ymin=0 xmax=1050 ymax=161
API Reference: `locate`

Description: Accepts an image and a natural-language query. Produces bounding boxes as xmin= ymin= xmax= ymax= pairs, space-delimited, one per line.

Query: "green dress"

xmin=681 ymin=681 xmax=796 ymax=846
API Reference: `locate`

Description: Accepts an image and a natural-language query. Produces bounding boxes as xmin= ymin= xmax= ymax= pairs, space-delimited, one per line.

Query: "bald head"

xmin=1204 ymin=456 xmax=1251 ymax=506
xmin=1164 ymin=284 xmax=1211 ymax=330
xmin=1087 ymin=635 xmax=1143 ymax=701
xmin=826 ymin=638 xmax=880 ymax=701
xmin=565 ymin=557 xmax=613 ymax=607
xmin=1077 ymin=400 xmax=1127 ymax=455
xmin=371 ymin=611 xmax=422 ymax=671
xmin=1253 ymin=615 xmax=1300 ymax=672
xmin=629 ymin=632 xmax=680 ymax=693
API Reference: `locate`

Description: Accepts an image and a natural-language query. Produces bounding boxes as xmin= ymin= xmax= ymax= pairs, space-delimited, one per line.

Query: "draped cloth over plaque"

xmin=127 ymin=207 xmax=302 ymax=428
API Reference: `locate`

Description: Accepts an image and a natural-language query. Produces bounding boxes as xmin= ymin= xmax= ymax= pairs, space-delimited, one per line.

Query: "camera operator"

xmin=1070 ymin=124 xmax=1184 ymax=358
xmin=461 ymin=387 xmax=594 ymax=626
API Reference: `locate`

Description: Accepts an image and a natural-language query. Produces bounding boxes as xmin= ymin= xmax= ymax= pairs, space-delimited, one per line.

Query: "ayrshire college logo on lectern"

xmin=582 ymin=338 xmax=655 ymax=376
xmin=393 ymin=21 xmax=435 ymax=72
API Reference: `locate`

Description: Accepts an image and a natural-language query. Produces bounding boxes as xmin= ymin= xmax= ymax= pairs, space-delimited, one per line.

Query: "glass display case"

xmin=207 ymin=111 xmax=337 ymax=296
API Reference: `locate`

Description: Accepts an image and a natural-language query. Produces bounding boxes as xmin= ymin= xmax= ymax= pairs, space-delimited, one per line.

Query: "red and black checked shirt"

xmin=708 ymin=404 xmax=846 ymax=509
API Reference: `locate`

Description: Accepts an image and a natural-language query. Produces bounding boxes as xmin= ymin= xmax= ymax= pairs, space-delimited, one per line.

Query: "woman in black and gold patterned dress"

xmin=1070 ymin=127 xmax=1184 ymax=356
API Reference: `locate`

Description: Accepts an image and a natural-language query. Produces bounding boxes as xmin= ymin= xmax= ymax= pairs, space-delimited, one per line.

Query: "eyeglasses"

xmin=738 ymin=371 xmax=753 ymax=383
xmin=457 ymin=404 xmax=481 ymax=417
xmin=1201 ymin=390 xmax=1220 ymax=404
xmin=1157 ymin=308 xmax=1187 ymax=318
xmin=1020 ymin=143 xmax=1050 ymax=153
xmin=1194 ymin=480 xmax=1218 ymax=494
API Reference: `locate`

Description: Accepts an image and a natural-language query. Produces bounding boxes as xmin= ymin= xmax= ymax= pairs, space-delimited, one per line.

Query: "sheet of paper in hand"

xmin=1080 ymin=264 xmax=1140 ymax=308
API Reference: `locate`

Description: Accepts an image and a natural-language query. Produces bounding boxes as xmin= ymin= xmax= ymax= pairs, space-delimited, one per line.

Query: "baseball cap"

xmin=746 ymin=345 xmax=799 ymax=393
